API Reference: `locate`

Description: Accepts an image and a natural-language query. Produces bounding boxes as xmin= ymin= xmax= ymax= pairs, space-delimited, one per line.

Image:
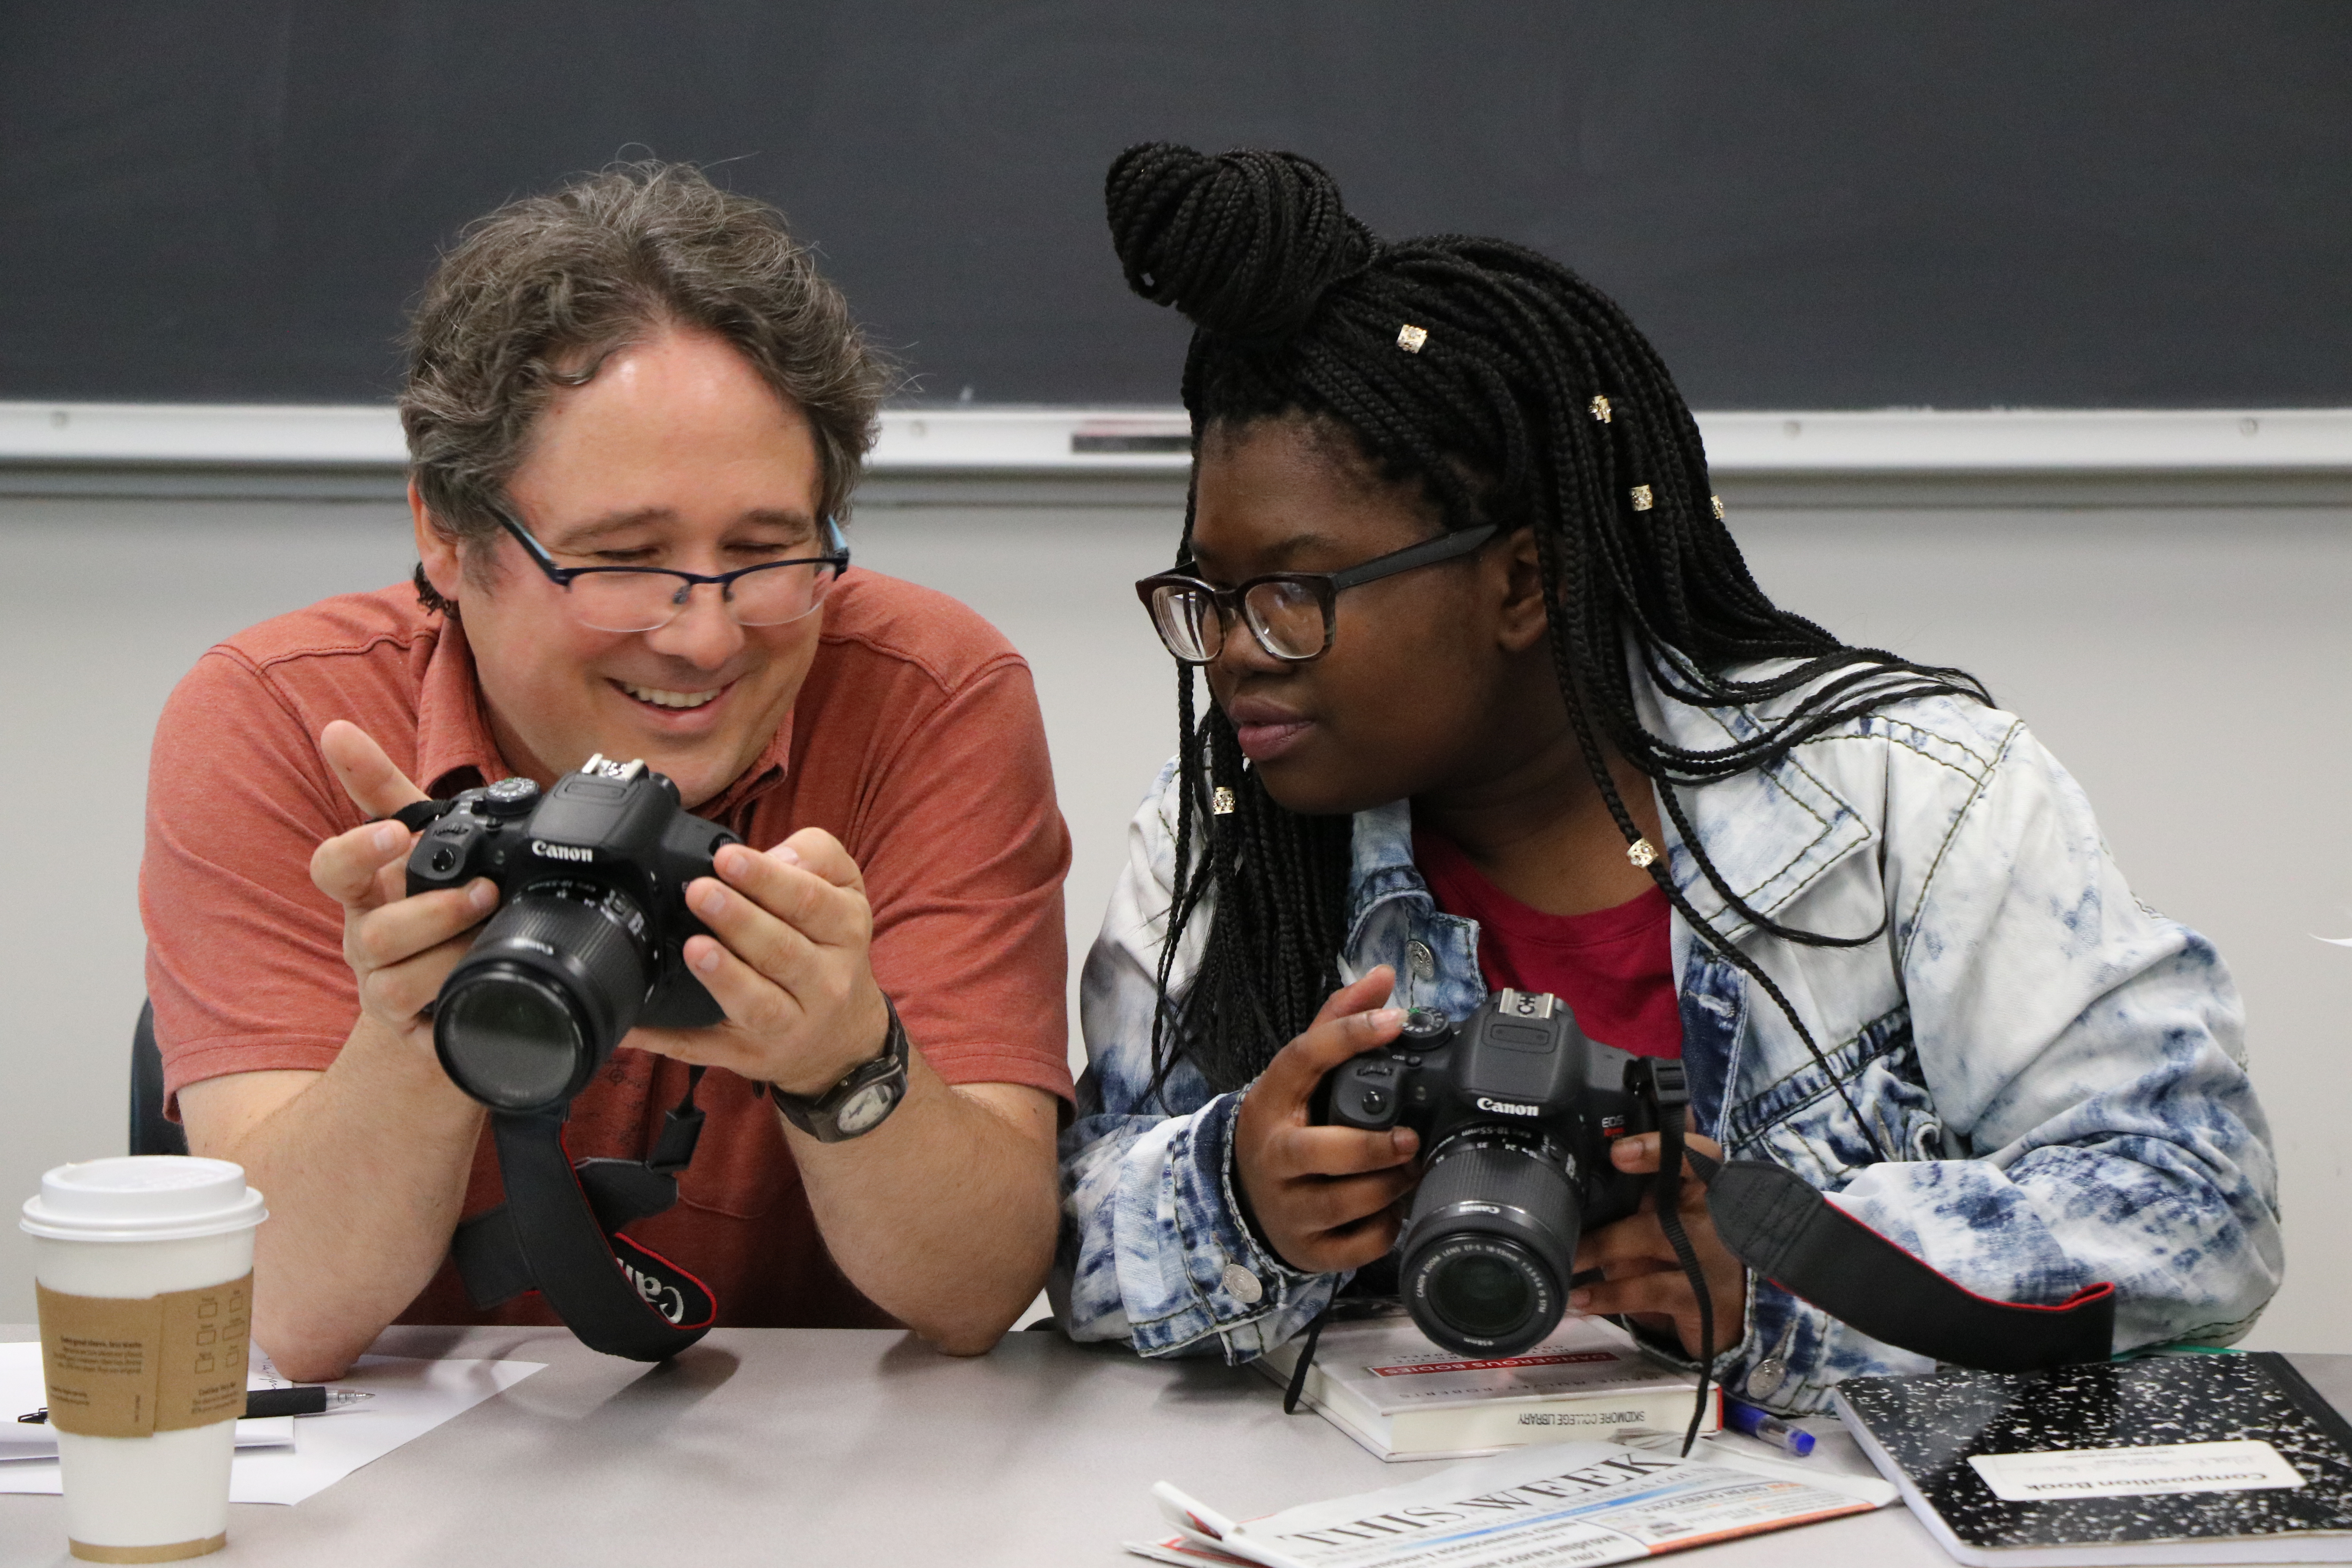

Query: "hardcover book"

xmin=1255 ymin=1310 xmax=1717 ymax=1462
xmin=1833 ymin=1352 xmax=2352 ymax=1565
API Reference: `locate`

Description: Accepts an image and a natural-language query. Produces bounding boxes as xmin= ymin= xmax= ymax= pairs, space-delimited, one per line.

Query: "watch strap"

xmin=771 ymin=995 xmax=910 ymax=1143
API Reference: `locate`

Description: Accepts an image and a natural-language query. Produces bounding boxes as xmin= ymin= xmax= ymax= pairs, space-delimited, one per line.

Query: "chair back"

xmin=130 ymin=1000 xmax=189 ymax=1158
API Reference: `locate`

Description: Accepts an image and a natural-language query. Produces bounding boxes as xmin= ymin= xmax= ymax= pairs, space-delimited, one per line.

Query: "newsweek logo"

xmin=1474 ymin=1097 xmax=1541 ymax=1117
xmin=532 ymin=841 xmax=593 ymax=862
xmin=1372 ymin=1351 xmax=1617 ymax=1377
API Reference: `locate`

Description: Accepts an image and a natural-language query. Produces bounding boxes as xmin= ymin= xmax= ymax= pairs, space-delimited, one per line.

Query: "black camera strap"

xmin=450 ymin=1067 xmax=719 ymax=1361
xmin=1626 ymin=1060 xmax=2115 ymax=1434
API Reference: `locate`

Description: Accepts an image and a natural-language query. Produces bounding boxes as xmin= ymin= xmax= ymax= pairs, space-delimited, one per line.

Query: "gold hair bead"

xmin=1630 ymin=485 xmax=1653 ymax=511
xmin=1626 ymin=838 xmax=1659 ymax=868
xmin=1212 ymin=786 xmax=1236 ymax=816
xmin=1711 ymin=494 xmax=1726 ymax=521
xmin=1589 ymin=395 xmax=1612 ymax=423
xmin=1396 ymin=323 xmax=1428 ymax=354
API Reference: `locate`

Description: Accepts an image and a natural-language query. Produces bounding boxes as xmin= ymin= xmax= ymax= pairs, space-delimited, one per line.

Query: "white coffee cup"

xmin=21 ymin=1156 xmax=267 ymax=1563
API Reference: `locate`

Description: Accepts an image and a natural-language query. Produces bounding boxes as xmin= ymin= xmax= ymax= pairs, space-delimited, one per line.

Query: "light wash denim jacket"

xmin=1051 ymin=670 xmax=2284 ymax=1412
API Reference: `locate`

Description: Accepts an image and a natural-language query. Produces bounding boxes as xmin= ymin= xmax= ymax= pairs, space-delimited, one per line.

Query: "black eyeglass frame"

xmin=1135 ymin=523 xmax=1501 ymax=665
xmin=494 ymin=507 xmax=851 ymax=629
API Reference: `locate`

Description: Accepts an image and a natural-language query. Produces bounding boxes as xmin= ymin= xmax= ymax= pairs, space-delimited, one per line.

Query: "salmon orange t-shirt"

xmin=140 ymin=568 xmax=1073 ymax=1329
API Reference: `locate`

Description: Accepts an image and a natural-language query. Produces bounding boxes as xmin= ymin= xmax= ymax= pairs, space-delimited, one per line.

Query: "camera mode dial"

xmin=481 ymin=777 xmax=541 ymax=818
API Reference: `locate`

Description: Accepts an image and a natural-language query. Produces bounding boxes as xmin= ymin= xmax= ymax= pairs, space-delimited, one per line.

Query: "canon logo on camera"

xmin=531 ymin=841 xmax=594 ymax=862
xmin=1473 ymin=1096 xmax=1541 ymax=1117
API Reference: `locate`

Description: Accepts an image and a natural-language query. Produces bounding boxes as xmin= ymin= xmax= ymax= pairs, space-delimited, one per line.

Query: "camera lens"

xmin=1399 ymin=1132 xmax=1580 ymax=1357
xmin=434 ymin=971 xmax=583 ymax=1111
xmin=434 ymin=879 xmax=655 ymax=1112
xmin=1428 ymin=1249 xmax=1536 ymax=1339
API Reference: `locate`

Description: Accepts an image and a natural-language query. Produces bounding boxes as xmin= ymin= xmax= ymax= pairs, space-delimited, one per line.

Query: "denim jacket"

xmin=1050 ymin=671 xmax=2283 ymax=1413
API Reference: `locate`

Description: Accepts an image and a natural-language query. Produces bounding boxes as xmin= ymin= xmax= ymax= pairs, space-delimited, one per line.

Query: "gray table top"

xmin=2 ymin=1327 xmax=2345 ymax=1568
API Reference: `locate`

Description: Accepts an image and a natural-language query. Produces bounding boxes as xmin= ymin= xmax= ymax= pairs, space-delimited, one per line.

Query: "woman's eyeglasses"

xmin=1134 ymin=524 xmax=1497 ymax=664
xmin=497 ymin=508 xmax=850 ymax=634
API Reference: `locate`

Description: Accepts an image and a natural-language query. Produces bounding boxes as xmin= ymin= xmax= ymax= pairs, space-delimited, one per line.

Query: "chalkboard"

xmin=2 ymin=1 xmax=2347 ymax=410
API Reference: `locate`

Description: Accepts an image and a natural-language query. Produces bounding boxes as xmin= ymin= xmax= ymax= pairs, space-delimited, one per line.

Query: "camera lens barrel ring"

xmin=435 ymin=879 xmax=658 ymax=1112
xmin=1401 ymin=1231 xmax=1562 ymax=1356
xmin=1399 ymin=1132 xmax=1583 ymax=1357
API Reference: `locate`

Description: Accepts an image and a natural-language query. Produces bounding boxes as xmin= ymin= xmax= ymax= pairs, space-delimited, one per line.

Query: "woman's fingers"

xmin=1260 ymin=1122 xmax=1418 ymax=1181
xmin=1572 ymin=1267 xmax=1700 ymax=1324
xmin=1249 ymin=977 xmax=1406 ymax=1114
xmin=1607 ymin=1129 xmax=1727 ymax=1176
xmin=1279 ymin=1166 xmax=1421 ymax=1234
xmin=1283 ymin=1208 xmax=1406 ymax=1275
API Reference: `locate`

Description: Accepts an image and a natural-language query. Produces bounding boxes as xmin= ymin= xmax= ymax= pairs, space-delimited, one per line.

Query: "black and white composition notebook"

xmin=1833 ymin=1352 xmax=2352 ymax=1566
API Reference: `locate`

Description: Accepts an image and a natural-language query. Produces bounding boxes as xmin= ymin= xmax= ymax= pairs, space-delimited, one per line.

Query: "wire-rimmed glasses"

xmin=1135 ymin=524 xmax=1498 ymax=664
xmin=497 ymin=508 xmax=850 ymax=634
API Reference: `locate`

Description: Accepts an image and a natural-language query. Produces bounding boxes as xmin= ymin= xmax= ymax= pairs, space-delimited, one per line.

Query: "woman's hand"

xmin=1571 ymin=1129 xmax=1748 ymax=1359
xmin=1232 ymin=967 xmax=1422 ymax=1274
xmin=633 ymin=829 xmax=894 ymax=1096
xmin=307 ymin=720 xmax=499 ymax=1056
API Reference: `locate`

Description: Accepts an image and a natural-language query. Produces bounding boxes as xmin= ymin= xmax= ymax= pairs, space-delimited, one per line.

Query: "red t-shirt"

xmin=1412 ymin=826 xmax=1682 ymax=1060
xmin=141 ymin=568 xmax=1073 ymax=1329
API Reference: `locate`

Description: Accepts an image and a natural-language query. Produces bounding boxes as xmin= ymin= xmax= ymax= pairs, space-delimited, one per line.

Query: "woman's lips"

xmin=1234 ymin=717 xmax=1313 ymax=762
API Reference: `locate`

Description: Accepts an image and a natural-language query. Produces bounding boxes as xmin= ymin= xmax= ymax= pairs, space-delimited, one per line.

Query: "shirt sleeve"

xmin=1742 ymin=719 xmax=2283 ymax=1410
xmin=142 ymin=648 xmax=368 ymax=1102
xmin=1051 ymin=760 xmax=1337 ymax=1359
xmin=848 ymin=657 xmax=1075 ymax=1101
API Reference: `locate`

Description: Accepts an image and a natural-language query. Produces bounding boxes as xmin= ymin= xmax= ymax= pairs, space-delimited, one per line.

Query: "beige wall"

xmin=0 ymin=490 xmax=2341 ymax=1355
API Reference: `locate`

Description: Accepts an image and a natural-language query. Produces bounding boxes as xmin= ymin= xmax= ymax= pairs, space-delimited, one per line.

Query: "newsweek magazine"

xmin=1131 ymin=1439 xmax=1894 ymax=1568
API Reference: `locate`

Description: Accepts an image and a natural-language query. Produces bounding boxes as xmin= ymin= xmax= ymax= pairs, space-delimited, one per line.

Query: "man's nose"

xmin=642 ymin=581 xmax=745 ymax=668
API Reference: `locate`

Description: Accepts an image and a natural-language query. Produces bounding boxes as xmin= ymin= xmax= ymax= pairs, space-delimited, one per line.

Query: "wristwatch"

xmin=770 ymin=996 xmax=911 ymax=1143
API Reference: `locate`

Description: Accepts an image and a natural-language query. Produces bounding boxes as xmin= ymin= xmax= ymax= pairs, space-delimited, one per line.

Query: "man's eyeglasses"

xmin=496 ymin=508 xmax=850 ymax=634
xmin=1135 ymin=524 xmax=1498 ymax=665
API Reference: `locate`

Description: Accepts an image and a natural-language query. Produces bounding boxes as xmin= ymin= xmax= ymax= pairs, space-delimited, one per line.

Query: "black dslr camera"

xmin=1314 ymin=989 xmax=1673 ymax=1358
xmin=406 ymin=754 xmax=741 ymax=1114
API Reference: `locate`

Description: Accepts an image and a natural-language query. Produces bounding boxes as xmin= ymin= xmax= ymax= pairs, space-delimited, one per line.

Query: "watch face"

xmin=835 ymin=1081 xmax=900 ymax=1137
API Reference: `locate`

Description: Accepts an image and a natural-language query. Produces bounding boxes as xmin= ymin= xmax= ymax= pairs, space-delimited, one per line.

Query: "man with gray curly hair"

xmin=141 ymin=164 xmax=1073 ymax=1378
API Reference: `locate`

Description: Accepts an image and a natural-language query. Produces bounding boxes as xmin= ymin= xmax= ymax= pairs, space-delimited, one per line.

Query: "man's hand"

xmin=307 ymin=720 xmax=499 ymax=1054
xmin=1232 ymin=967 xmax=1422 ymax=1274
xmin=1570 ymin=1130 xmax=1747 ymax=1359
xmin=633 ymin=829 xmax=893 ymax=1096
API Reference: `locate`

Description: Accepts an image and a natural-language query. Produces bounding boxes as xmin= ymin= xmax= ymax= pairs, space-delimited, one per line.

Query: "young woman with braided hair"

xmin=1053 ymin=144 xmax=2280 ymax=1410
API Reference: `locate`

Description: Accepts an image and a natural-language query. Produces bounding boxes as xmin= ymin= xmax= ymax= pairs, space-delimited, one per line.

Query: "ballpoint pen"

xmin=1722 ymin=1394 xmax=1816 ymax=1457
xmin=18 ymin=1387 xmax=373 ymax=1424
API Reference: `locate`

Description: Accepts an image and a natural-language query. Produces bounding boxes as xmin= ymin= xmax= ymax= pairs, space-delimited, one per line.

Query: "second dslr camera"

xmin=1314 ymin=989 xmax=1676 ymax=1358
xmin=406 ymin=755 xmax=741 ymax=1114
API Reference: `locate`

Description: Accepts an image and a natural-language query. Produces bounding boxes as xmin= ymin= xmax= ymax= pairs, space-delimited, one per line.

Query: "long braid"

xmin=1109 ymin=145 xmax=1985 ymax=1126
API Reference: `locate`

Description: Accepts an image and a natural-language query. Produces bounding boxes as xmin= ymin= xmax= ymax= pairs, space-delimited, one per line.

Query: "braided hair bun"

xmin=1105 ymin=143 xmax=1377 ymax=345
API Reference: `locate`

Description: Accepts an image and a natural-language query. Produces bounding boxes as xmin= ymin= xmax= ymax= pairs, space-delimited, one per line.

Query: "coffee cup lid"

xmin=21 ymin=1157 xmax=266 ymax=1242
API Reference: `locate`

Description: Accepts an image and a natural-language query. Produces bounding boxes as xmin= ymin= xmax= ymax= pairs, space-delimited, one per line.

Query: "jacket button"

xmin=1406 ymin=940 xmax=1435 ymax=980
xmin=1221 ymin=1263 xmax=1264 ymax=1304
xmin=1748 ymin=1356 xmax=1789 ymax=1400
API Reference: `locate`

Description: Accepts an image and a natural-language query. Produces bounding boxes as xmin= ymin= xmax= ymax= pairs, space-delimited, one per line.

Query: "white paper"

xmin=0 ymin=1341 xmax=293 ymax=1459
xmin=1968 ymin=1440 xmax=2307 ymax=1503
xmin=0 ymin=1348 xmax=543 ymax=1504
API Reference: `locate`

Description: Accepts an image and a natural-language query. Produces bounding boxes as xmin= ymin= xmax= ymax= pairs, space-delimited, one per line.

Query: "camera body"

xmin=406 ymin=755 xmax=741 ymax=1114
xmin=1315 ymin=989 xmax=1662 ymax=1357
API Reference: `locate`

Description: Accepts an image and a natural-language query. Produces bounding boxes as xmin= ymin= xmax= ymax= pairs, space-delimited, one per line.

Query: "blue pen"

xmin=1723 ymin=1395 xmax=1815 ymax=1457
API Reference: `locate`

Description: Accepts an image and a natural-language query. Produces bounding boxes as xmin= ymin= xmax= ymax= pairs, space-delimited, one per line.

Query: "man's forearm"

xmin=791 ymin=1052 xmax=1059 ymax=1355
xmin=181 ymin=1018 xmax=484 ymax=1382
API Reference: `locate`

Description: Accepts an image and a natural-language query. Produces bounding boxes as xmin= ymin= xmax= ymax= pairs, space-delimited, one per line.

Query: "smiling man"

xmin=141 ymin=165 xmax=1072 ymax=1379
